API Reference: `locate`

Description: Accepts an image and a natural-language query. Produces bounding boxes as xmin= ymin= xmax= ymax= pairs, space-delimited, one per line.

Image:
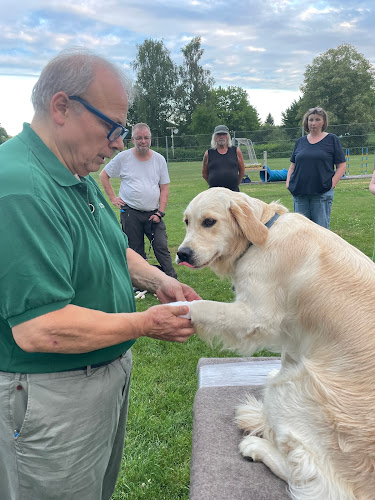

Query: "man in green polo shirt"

xmin=0 ymin=49 xmax=199 ymax=500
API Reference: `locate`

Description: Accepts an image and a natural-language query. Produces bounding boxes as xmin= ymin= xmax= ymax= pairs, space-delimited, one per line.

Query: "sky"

xmin=1 ymin=0 xmax=375 ymax=137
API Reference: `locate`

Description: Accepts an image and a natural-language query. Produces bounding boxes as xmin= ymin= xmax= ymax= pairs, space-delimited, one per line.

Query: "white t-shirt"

xmin=104 ymin=149 xmax=170 ymax=211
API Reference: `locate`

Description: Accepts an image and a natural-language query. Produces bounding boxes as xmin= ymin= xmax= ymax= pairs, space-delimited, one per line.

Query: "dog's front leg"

xmin=239 ymin=435 xmax=289 ymax=483
xmin=190 ymin=300 xmax=267 ymax=354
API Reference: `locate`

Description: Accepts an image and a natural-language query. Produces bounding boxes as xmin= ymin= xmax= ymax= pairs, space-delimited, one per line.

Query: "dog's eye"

xmin=184 ymin=218 xmax=188 ymax=226
xmin=202 ymin=218 xmax=216 ymax=228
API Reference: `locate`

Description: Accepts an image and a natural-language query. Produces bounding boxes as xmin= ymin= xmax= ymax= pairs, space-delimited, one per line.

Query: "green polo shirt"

xmin=0 ymin=123 xmax=136 ymax=373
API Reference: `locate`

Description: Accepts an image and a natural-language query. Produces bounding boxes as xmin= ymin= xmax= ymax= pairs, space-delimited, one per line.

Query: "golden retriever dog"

xmin=176 ymin=187 xmax=375 ymax=500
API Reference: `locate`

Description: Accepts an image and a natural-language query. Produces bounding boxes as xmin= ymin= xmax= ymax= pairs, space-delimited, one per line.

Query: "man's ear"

xmin=229 ymin=199 xmax=268 ymax=247
xmin=50 ymin=92 xmax=70 ymax=125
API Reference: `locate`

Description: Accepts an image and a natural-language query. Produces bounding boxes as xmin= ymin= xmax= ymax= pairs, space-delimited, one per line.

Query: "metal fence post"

xmin=165 ymin=136 xmax=169 ymax=168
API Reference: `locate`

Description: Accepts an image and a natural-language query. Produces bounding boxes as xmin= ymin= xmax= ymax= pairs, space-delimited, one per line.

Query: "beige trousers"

xmin=0 ymin=350 xmax=132 ymax=500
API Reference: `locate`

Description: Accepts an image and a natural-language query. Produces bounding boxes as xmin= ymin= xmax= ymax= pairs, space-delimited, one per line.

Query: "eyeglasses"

xmin=69 ymin=96 xmax=129 ymax=142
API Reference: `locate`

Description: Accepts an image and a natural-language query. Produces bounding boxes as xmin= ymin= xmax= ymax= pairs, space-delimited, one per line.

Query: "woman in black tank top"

xmin=202 ymin=125 xmax=245 ymax=192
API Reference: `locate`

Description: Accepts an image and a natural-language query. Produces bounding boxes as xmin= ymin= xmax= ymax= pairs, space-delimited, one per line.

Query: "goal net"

xmin=233 ymin=138 xmax=261 ymax=167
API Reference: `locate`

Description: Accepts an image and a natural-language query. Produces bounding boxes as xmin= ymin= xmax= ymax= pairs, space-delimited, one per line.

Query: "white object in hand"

xmin=169 ymin=301 xmax=195 ymax=319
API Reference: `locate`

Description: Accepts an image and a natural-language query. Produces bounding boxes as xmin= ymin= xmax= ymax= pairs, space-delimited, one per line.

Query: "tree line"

xmin=0 ymin=124 xmax=10 ymax=145
xmin=128 ymin=39 xmax=375 ymax=138
xmin=1 ymin=41 xmax=375 ymax=144
xmin=128 ymin=36 xmax=262 ymax=137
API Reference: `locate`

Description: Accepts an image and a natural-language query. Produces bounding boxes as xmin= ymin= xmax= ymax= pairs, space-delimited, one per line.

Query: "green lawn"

xmin=91 ymin=157 xmax=375 ymax=499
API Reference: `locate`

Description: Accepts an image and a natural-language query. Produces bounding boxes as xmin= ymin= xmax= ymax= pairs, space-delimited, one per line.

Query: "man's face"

xmin=64 ymin=66 xmax=128 ymax=177
xmin=132 ymin=127 xmax=152 ymax=154
xmin=215 ymin=132 xmax=228 ymax=147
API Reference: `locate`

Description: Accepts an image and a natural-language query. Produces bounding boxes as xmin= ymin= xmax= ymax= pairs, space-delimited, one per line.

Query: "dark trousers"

xmin=120 ymin=207 xmax=177 ymax=279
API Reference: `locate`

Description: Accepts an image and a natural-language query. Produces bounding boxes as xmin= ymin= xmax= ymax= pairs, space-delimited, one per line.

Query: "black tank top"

xmin=207 ymin=146 xmax=240 ymax=191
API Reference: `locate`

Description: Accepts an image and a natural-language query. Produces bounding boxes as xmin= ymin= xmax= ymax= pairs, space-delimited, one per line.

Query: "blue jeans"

xmin=293 ymin=189 xmax=334 ymax=229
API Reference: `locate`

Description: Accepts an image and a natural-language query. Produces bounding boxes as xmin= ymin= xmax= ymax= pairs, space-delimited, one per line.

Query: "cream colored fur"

xmin=177 ymin=187 xmax=375 ymax=500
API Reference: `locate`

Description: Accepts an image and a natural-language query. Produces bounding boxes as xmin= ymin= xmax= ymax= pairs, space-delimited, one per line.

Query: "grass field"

xmin=91 ymin=156 xmax=375 ymax=499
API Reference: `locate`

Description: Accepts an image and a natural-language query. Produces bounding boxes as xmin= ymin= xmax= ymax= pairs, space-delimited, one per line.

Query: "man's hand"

xmin=156 ymin=275 xmax=201 ymax=304
xmin=110 ymin=197 xmax=126 ymax=209
xmin=149 ymin=213 xmax=161 ymax=223
xmin=127 ymin=248 xmax=201 ymax=302
xmin=141 ymin=304 xmax=196 ymax=343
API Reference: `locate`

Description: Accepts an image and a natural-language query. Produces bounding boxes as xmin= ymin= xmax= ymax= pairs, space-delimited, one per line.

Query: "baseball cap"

xmin=214 ymin=125 xmax=229 ymax=134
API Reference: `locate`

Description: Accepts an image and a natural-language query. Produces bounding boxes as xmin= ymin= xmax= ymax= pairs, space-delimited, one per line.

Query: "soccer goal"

xmin=233 ymin=137 xmax=261 ymax=167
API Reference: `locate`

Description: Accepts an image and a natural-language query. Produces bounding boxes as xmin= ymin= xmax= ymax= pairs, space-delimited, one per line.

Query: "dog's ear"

xmin=229 ymin=199 xmax=268 ymax=246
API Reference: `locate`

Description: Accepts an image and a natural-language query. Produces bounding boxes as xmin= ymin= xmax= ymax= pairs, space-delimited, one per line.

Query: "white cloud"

xmin=0 ymin=76 xmax=37 ymax=136
xmin=55 ymin=3 xmax=97 ymax=15
xmin=299 ymin=6 xmax=340 ymax=21
xmin=223 ymin=76 xmax=263 ymax=83
xmin=5 ymin=30 xmax=35 ymax=43
xmin=291 ymin=50 xmax=310 ymax=55
xmin=246 ymin=46 xmax=266 ymax=53
xmin=214 ymin=29 xmax=241 ymax=37
xmin=213 ymin=55 xmax=243 ymax=67
xmin=246 ymin=88 xmax=301 ymax=126
xmin=338 ymin=20 xmax=357 ymax=29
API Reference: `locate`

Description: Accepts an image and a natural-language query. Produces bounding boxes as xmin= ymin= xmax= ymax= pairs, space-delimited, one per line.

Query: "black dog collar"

xmin=236 ymin=212 xmax=281 ymax=263
xmin=264 ymin=212 xmax=280 ymax=229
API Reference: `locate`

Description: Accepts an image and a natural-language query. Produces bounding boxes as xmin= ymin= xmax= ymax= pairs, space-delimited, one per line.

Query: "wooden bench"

xmin=190 ymin=357 xmax=290 ymax=500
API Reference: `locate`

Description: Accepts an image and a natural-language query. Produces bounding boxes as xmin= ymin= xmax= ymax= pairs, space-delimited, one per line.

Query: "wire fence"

xmin=122 ymin=122 xmax=375 ymax=165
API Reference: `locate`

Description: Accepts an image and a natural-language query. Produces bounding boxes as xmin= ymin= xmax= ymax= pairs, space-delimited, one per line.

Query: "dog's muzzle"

xmin=176 ymin=247 xmax=195 ymax=268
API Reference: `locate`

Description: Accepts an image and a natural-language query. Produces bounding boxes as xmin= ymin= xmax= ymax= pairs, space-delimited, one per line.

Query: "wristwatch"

xmin=156 ymin=210 xmax=165 ymax=218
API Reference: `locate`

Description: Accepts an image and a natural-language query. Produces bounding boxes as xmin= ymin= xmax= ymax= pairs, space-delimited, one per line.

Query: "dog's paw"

xmin=239 ymin=435 xmax=265 ymax=461
xmin=236 ymin=394 xmax=264 ymax=433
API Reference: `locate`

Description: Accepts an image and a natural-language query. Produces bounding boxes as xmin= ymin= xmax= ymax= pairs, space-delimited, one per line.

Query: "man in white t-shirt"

xmin=100 ymin=123 xmax=177 ymax=278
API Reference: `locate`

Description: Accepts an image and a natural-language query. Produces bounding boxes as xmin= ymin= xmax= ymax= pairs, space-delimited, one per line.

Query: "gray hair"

xmin=210 ymin=132 xmax=232 ymax=149
xmin=132 ymin=123 xmax=151 ymax=137
xmin=31 ymin=47 xmax=133 ymax=118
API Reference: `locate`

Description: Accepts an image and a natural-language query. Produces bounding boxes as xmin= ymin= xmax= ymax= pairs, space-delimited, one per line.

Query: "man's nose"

xmin=111 ymin=136 xmax=124 ymax=151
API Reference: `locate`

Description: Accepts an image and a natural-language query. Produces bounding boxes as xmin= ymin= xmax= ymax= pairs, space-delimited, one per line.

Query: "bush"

xmin=253 ymin=142 xmax=296 ymax=159
xmin=153 ymin=146 xmax=206 ymax=162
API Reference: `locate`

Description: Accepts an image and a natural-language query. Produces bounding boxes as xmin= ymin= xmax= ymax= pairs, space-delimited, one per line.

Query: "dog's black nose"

xmin=177 ymin=247 xmax=194 ymax=264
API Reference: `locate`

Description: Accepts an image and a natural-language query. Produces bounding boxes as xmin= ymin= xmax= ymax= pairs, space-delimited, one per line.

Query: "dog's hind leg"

xmin=239 ymin=435 xmax=289 ymax=482
xmin=236 ymin=395 xmax=266 ymax=436
xmin=287 ymin=444 xmax=355 ymax=500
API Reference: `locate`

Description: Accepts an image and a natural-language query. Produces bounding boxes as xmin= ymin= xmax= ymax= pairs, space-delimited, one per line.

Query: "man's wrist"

xmin=156 ymin=210 xmax=165 ymax=218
